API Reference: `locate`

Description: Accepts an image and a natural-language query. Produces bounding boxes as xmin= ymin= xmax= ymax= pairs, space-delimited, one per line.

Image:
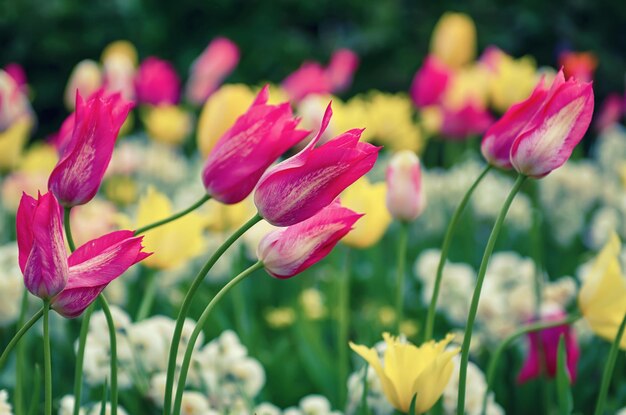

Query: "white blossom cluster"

xmin=255 ymin=395 xmax=342 ymax=415
xmin=0 ymin=243 xmax=25 ymax=327
xmin=58 ymin=395 xmax=129 ymax=415
xmin=0 ymin=390 xmax=12 ymax=415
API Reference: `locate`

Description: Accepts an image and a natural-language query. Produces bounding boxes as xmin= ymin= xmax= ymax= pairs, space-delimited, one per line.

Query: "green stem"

xmin=43 ymin=300 xmax=51 ymax=415
xmin=481 ymin=314 xmax=581 ymax=415
xmin=134 ymin=194 xmax=211 ymax=236
xmin=0 ymin=308 xmax=43 ymax=370
xmin=594 ymin=312 xmax=626 ymax=415
xmin=99 ymin=295 xmax=118 ymax=415
xmin=163 ymin=214 xmax=263 ymax=415
xmin=360 ymin=363 xmax=370 ymax=415
xmin=27 ymin=364 xmax=41 ymax=415
xmin=424 ymin=164 xmax=491 ymax=341
xmin=172 ymin=262 xmax=264 ymax=415
xmin=15 ymin=290 xmax=29 ymax=415
xmin=73 ymin=304 xmax=93 ymax=415
xmin=457 ymin=174 xmax=527 ymax=415
xmin=64 ymin=207 xmax=76 ymax=252
xmin=395 ymin=222 xmax=409 ymax=335
xmin=338 ymin=247 xmax=351 ymax=407
xmin=135 ymin=269 xmax=157 ymax=321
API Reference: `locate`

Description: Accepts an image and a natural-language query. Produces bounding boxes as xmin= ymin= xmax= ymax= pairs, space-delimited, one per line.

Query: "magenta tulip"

xmin=510 ymin=70 xmax=594 ymax=178
xmin=282 ymin=62 xmax=332 ymax=103
xmin=48 ymin=89 xmax=133 ymax=206
xmin=326 ymin=48 xmax=359 ymax=92
xmin=254 ymin=103 xmax=380 ymax=226
xmin=409 ymin=55 xmax=452 ymax=108
xmin=440 ymin=101 xmax=494 ymax=140
xmin=135 ymin=57 xmax=181 ymax=105
xmin=201 ymin=85 xmax=309 ymax=204
xmin=258 ymin=201 xmax=361 ymax=279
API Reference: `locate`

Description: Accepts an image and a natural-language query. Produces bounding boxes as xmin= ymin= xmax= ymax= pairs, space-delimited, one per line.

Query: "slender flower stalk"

xmin=395 ymin=222 xmax=409 ymax=334
xmin=99 ymin=295 xmax=118 ymax=415
xmin=73 ymin=304 xmax=93 ymax=415
xmin=172 ymin=261 xmax=264 ymax=415
xmin=594 ymin=312 xmax=626 ymax=415
xmin=457 ymin=174 xmax=528 ymax=415
xmin=424 ymin=164 xmax=492 ymax=341
xmin=0 ymin=307 xmax=44 ymax=370
xmin=43 ymin=300 xmax=51 ymax=415
xmin=14 ymin=289 xmax=29 ymax=415
xmin=134 ymin=194 xmax=211 ymax=235
xmin=337 ymin=247 xmax=351 ymax=406
xmin=481 ymin=314 xmax=581 ymax=415
xmin=163 ymin=214 xmax=263 ymax=415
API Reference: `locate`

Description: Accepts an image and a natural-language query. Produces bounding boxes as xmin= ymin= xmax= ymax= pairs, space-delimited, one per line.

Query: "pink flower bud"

xmin=202 ymin=85 xmax=309 ymax=204
xmin=186 ymin=37 xmax=240 ymax=105
xmin=440 ymin=101 xmax=494 ymax=140
xmin=4 ymin=63 xmax=28 ymax=92
xmin=48 ymin=89 xmax=133 ymax=206
xmin=282 ymin=62 xmax=332 ymax=103
xmin=386 ymin=151 xmax=425 ymax=221
xmin=258 ymin=201 xmax=362 ymax=279
xmin=254 ymin=103 xmax=380 ymax=226
xmin=326 ymin=48 xmax=359 ymax=92
xmin=510 ymin=70 xmax=594 ymax=178
xmin=16 ymin=192 xmax=68 ymax=299
xmin=410 ymin=55 xmax=452 ymax=108
xmin=135 ymin=57 xmax=181 ymax=105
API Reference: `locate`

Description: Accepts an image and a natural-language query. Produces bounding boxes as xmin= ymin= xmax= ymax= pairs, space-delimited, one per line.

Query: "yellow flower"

xmin=104 ymin=175 xmax=138 ymax=206
xmin=488 ymin=54 xmax=537 ymax=113
xmin=430 ymin=12 xmax=476 ymax=69
xmin=202 ymin=197 xmax=256 ymax=232
xmin=442 ymin=65 xmax=491 ymax=110
xmin=101 ymin=40 xmax=138 ymax=66
xmin=299 ymin=288 xmax=327 ymax=320
xmin=333 ymin=95 xmax=372 ymax=142
xmin=341 ymin=177 xmax=391 ymax=248
xmin=265 ymin=307 xmax=296 ymax=329
xmin=17 ymin=143 xmax=58 ymax=173
xmin=64 ymin=60 xmax=103 ymax=110
xmin=367 ymin=92 xmax=424 ymax=153
xmin=196 ymin=84 xmax=255 ymax=157
xmin=142 ymin=105 xmax=193 ymax=146
xmin=124 ymin=187 xmax=205 ymax=269
xmin=350 ymin=333 xmax=458 ymax=414
xmin=0 ymin=118 xmax=32 ymax=171
xmin=578 ymin=232 xmax=626 ymax=349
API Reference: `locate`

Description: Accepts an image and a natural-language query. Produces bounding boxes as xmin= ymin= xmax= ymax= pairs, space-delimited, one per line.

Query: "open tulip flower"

xmin=16 ymin=191 xmax=150 ymax=317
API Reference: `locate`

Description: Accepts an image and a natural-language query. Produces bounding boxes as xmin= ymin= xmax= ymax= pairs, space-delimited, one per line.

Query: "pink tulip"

xmin=254 ymin=103 xmax=380 ymax=226
xmin=594 ymin=93 xmax=623 ymax=132
xmin=518 ymin=309 xmax=579 ymax=384
xmin=185 ymin=37 xmax=240 ymax=105
xmin=386 ymin=151 xmax=425 ymax=221
xmin=49 ymin=112 xmax=76 ymax=154
xmin=282 ymin=62 xmax=332 ymax=102
xmin=4 ymin=63 xmax=28 ymax=92
xmin=48 ymin=89 xmax=133 ymax=206
xmin=481 ymin=79 xmax=549 ymax=169
xmin=135 ymin=57 xmax=181 ymax=105
xmin=439 ymin=101 xmax=494 ymax=140
xmin=510 ymin=70 xmax=594 ymax=178
xmin=326 ymin=48 xmax=359 ymax=92
xmin=409 ymin=55 xmax=452 ymax=108
xmin=202 ymin=85 xmax=309 ymax=204
xmin=16 ymin=192 xmax=68 ymax=299
xmin=258 ymin=201 xmax=361 ymax=279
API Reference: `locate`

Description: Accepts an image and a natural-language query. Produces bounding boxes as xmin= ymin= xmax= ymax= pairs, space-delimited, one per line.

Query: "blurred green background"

xmin=1 ymin=0 xmax=625 ymax=137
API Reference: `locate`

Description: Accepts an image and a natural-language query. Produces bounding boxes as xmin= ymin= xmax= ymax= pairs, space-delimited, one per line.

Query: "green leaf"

xmin=408 ymin=393 xmax=418 ymax=414
xmin=556 ymin=334 xmax=573 ymax=415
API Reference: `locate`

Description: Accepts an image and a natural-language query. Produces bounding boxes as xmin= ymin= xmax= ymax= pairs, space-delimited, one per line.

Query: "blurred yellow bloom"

xmin=299 ymin=288 xmax=327 ymax=320
xmin=400 ymin=320 xmax=420 ymax=339
xmin=430 ymin=12 xmax=476 ymax=69
xmin=0 ymin=118 xmax=32 ymax=171
xmin=197 ymin=84 xmax=255 ymax=157
xmin=579 ymin=233 xmax=626 ymax=349
xmin=262 ymin=84 xmax=290 ymax=105
xmin=443 ymin=65 xmax=490 ymax=110
xmin=378 ymin=306 xmax=397 ymax=327
xmin=341 ymin=177 xmax=391 ymax=248
xmin=367 ymin=92 xmax=424 ymax=152
xmin=265 ymin=307 xmax=296 ymax=329
xmin=101 ymin=40 xmax=138 ymax=66
xmin=142 ymin=105 xmax=193 ymax=146
xmin=333 ymin=95 xmax=372 ymax=142
xmin=488 ymin=54 xmax=537 ymax=113
xmin=202 ymin=197 xmax=256 ymax=232
xmin=350 ymin=333 xmax=458 ymax=414
xmin=420 ymin=106 xmax=444 ymax=135
xmin=124 ymin=187 xmax=205 ymax=269
xmin=17 ymin=143 xmax=58 ymax=173
xmin=104 ymin=175 xmax=138 ymax=206
xmin=64 ymin=60 xmax=103 ymax=110
xmin=0 ymin=142 xmax=53 ymax=210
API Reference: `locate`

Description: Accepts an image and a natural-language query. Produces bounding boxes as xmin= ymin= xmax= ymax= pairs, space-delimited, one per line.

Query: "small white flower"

xmin=299 ymin=395 xmax=331 ymax=414
xmin=0 ymin=390 xmax=12 ymax=415
xmin=179 ymin=391 xmax=211 ymax=415
xmin=255 ymin=402 xmax=282 ymax=415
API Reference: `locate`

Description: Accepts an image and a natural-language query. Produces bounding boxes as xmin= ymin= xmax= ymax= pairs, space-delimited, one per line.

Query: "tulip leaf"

xmin=408 ymin=393 xmax=417 ymax=415
xmin=556 ymin=335 xmax=573 ymax=415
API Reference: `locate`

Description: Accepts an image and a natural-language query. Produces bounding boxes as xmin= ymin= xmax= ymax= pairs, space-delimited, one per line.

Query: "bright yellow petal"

xmin=342 ymin=179 xmax=391 ymax=248
xmin=0 ymin=118 xmax=31 ymax=171
xmin=411 ymin=346 xmax=459 ymax=413
xmin=349 ymin=341 xmax=401 ymax=409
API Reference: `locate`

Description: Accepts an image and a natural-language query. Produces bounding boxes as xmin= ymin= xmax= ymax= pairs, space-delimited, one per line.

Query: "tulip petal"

xmin=349 ymin=342 xmax=401 ymax=409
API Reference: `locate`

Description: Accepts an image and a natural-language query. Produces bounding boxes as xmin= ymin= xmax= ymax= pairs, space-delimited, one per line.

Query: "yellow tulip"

xmin=430 ymin=12 xmax=476 ymax=69
xmin=341 ymin=177 xmax=391 ymax=248
xmin=333 ymin=95 xmax=373 ymax=142
xmin=202 ymin=197 xmax=256 ymax=232
xmin=578 ymin=233 xmax=626 ymax=349
xmin=350 ymin=333 xmax=458 ymax=414
xmin=367 ymin=92 xmax=424 ymax=153
xmin=0 ymin=118 xmax=31 ymax=171
xmin=127 ymin=187 xmax=205 ymax=269
xmin=142 ymin=105 xmax=193 ymax=146
xmin=17 ymin=143 xmax=58 ymax=173
xmin=442 ymin=64 xmax=491 ymax=110
xmin=488 ymin=54 xmax=537 ymax=113
xmin=101 ymin=40 xmax=138 ymax=66
xmin=196 ymin=84 xmax=255 ymax=157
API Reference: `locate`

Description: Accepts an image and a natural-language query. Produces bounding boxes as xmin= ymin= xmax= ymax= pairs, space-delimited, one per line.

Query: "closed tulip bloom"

xmin=202 ymin=85 xmax=309 ymax=204
xmin=254 ymin=103 xmax=380 ymax=226
xmin=135 ymin=57 xmax=181 ymax=105
xmin=410 ymin=55 xmax=452 ymax=108
xmin=16 ymin=192 xmax=68 ymax=299
xmin=350 ymin=333 xmax=458 ymax=414
xmin=386 ymin=151 xmax=425 ymax=221
xmin=341 ymin=177 xmax=391 ymax=248
xmin=257 ymin=201 xmax=361 ymax=279
xmin=48 ymin=89 xmax=133 ymax=206
xmin=430 ymin=12 xmax=476 ymax=69
xmin=326 ymin=48 xmax=359 ymax=92
xmin=282 ymin=62 xmax=332 ymax=103
xmin=510 ymin=70 xmax=594 ymax=178
xmin=481 ymin=79 xmax=548 ymax=169
xmin=578 ymin=233 xmax=626 ymax=349
xmin=64 ymin=60 xmax=103 ymax=110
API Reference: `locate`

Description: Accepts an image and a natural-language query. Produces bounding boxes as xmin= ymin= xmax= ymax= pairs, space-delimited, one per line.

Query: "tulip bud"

xmin=326 ymin=48 xmax=359 ymax=92
xmin=510 ymin=70 xmax=594 ymax=178
xmin=48 ymin=89 xmax=133 ymax=206
xmin=64 ymin=60 xmax=103 ymax=110
xmin=386 ymin=151 xmax=425 ymax=221
xmin=410 ymin=55 xmax=452 ymax=108
xmin=258 ymin=201 xmax=362 ymax=279
xmin=282 ymin=62 xmax=332 ymax=103
xmin=254 ymin=103 xmax=380 ymax=226
xmin=135 ymin=57 xmax=181 ymax=105
xmin=430 ymin=12 xmax=476 ymax=69
xmin=202 ymin=85 xmax=309 ymax=204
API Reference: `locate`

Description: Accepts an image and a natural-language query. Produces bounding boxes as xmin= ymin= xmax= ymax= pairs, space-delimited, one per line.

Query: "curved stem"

xmin=481 ymin=314 xmax=581 ymax=414
xmin=457 ymin=174 xmax=527 ymax=415
xmin=99 ymin=295 xmax=118 ymax=415
xmin=594 ymin=312 xmax=626 ymax=415
xmin=395 ymin=222 xmax=409 ymax=335
xmin=424 ymin=164 xmax=491 ymax=341
xmin=43 ymin=300 xmax=51 ymax=415
xmin=0 ymin=308 xmax=43 ymax=370
xmin=15 ymin=289 xmax=30 ymax=415
xmin=172 ymin=261 xmax=264 ymax=415
xmin=163 ymin=214 xmax=263 ymax=415
xmin=338 ymin=247 xmax=351 ymax=407
xmin=64 ymin=207 xmax=76 ymax=252
xmin=134 ymin=194 xmax=211 ymax=236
